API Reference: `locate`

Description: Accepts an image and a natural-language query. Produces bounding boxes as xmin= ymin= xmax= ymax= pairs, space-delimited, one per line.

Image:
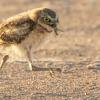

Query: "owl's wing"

xmin=0 ymin=17 xmax=36 ymax=44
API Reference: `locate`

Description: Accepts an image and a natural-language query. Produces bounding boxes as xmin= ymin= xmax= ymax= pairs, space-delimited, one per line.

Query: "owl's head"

xmin=35 ymin=8 xmax=59 ymax=35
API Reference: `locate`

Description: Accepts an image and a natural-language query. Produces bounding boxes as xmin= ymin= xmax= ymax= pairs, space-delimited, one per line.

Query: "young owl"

xmin=0 ymin=8 xmax=59 ymax=71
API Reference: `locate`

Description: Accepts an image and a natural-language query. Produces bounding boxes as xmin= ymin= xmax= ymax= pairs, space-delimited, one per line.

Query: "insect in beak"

xmin=54 ymin=18 xmax=59 ymax=35
xmin=54 ymin=27 xmax=58 ymax=35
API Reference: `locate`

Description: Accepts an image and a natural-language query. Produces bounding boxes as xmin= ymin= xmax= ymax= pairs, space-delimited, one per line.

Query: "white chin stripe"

xmin=39 ymin=23 xmax=53 ymax=32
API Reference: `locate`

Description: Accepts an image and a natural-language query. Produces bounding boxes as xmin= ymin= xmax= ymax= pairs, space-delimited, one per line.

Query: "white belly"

xmin=0 ymin=30 xmax=50 ymax=62
xmin=20 ymin=31 xmax=49 ymax=51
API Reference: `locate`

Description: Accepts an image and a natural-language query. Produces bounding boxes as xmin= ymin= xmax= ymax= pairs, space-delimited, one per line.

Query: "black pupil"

xmin=46 ymin=18 xmax=48 ymax=20
xmin=45 ymin=17 xmax=50 ymax=22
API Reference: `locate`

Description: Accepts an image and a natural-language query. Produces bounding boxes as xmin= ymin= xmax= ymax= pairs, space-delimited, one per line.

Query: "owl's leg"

xmin=26 ymin=50 xmax=60 ymax=76
xmin=26 ymin=50 xmax=33 ymax=71
xmin=26 ymin=48 xmax=38 ymax=71
xmin=0 ymin=55 xmax=9 ymax=70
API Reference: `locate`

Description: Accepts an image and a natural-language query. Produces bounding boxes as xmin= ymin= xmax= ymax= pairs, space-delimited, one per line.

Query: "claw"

xmin=0 ymin=55 xmax=9 ymax=70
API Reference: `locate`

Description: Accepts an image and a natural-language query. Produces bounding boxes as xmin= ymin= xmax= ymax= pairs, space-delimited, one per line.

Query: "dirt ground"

xmin=0 ymin=0 xmax=100 ymax=100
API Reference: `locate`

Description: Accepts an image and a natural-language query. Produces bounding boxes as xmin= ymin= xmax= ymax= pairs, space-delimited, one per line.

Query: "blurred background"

xmin=0 ymin=1 xmax=100 ymax=100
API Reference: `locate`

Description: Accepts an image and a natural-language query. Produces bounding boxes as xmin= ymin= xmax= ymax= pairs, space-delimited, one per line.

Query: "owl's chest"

xmin=21 ymin=30 xmax=49 ymax=50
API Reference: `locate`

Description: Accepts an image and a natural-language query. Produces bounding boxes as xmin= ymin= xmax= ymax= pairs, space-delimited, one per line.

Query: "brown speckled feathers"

xmin=0 ymin=16 xmax=36 ymax=44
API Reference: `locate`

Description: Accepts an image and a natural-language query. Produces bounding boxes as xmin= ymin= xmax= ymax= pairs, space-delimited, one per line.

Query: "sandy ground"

xmin=0 ymin=0 xmax=100 ymax=100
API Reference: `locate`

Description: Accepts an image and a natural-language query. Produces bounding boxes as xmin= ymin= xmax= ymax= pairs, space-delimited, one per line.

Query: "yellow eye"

xmin=44 ymin=17 xmax=50 ymax=22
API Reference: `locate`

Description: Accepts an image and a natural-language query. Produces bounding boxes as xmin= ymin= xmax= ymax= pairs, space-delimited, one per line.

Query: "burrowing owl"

xmin=0 ymin=8 xmax=59 ymax=71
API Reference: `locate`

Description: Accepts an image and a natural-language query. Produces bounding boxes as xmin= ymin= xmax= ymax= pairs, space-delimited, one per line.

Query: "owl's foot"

xmin=49 ymin=68 xmax=55 ymax=77
xmin=48 ymin=68 xmax=60 ymax=77
xmin=27 ymin=61 xmax=39 ymax=72
xmin=0 ymin=55 xmax=9 ymax=70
